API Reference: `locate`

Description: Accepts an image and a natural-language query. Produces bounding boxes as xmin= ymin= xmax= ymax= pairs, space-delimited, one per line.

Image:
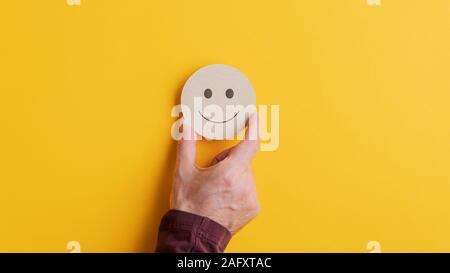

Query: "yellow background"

xmin=1 ymin=0 xmax=450 ymax=252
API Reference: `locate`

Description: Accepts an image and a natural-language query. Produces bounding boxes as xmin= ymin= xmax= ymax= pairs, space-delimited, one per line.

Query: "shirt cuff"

xmin=155 ymin=209 xmax=232 ymax=253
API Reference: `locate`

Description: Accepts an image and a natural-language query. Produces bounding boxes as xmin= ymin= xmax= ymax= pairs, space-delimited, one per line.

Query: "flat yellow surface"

xmin=1 ymin=0 xmax=450 ymax=252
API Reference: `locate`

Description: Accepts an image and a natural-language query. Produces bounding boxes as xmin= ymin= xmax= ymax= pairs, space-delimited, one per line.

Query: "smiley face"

xmin=181 ymin=64 xmax=256 ymax=140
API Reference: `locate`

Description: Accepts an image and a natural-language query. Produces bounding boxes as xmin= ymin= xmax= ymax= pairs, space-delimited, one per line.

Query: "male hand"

xmin=170 ymin=114 xmax=260 ymax=234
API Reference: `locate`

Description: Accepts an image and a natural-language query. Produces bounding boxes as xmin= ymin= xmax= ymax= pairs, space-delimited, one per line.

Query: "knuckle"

xmin=174 ymin=167 xmax=185 ymax=180
xmin=247 ymin=198 xmax=260 ymax=216
xmin=222 ymin=173 xmax=236 ymax=188
xmin=251 ymin=201 xmax=260 ymax=213
xmin=173 ymin=170 xmax=182 ymax=181
xmin=174 ymin=165 xmax=192 ymax=181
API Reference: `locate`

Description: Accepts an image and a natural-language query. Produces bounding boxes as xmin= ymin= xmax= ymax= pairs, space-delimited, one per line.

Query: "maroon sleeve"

xmin=155 ymin=210 xmax=232 ymax=253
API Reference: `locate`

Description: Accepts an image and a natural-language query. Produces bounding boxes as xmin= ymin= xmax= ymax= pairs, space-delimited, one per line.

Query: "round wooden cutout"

xmin=181 ymin=64 xmax=256 ymax=140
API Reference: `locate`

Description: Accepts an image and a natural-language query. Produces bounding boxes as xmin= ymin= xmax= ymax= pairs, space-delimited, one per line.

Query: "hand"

xmin=170 ymin=114 xmax=260 ymax=234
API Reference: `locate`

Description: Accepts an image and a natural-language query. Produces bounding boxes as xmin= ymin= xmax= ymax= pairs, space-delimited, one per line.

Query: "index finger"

xmin=222 ymin=113 xmax=260 ymax=169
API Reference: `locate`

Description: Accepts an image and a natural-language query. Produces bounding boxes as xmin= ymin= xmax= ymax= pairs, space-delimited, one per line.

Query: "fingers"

xmin=210 ymin=113 xmax=259 ymax=167
xmin=176 ymin=121 xmax=197 ymax=171
xmin=228 ymin=113 xmax=259 ymax=165
xmin=245 ymin=112 xmax=259 ymax=142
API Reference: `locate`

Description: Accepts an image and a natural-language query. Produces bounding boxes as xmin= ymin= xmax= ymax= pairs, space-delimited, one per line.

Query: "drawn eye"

xmin=225 ymin=88 xmax=234 ymax=99
xmin=204 ymin=88 xmax=212 ymax=99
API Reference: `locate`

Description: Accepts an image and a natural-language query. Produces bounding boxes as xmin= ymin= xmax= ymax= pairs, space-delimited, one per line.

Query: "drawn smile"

xmin=198 ymin=111 xmax=239 ymax=124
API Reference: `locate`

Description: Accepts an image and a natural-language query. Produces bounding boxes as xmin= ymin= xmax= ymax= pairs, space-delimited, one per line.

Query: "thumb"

xmin=176 ymin=121 xmax=197 ymax=170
